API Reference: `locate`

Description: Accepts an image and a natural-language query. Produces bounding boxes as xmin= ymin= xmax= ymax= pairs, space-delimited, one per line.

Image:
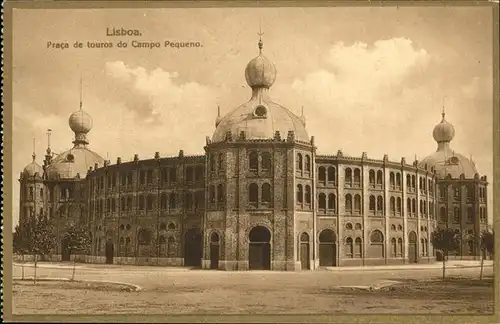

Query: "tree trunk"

xmin=33 ymin=254 xmax=38 ymax=285
xmin=480 ymin=252 xmax=484 ymax=280
xmin=72 ymin=258 xmax=76 ymax=281
xmin=442 ymin=253 xmax=446 ymax=280
xmin=21 ymin=254 xmax=25 ymax=280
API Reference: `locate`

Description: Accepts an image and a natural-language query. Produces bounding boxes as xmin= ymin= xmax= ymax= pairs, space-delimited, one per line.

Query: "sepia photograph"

xmin=3 ymin=2 xmax=498 ymax=322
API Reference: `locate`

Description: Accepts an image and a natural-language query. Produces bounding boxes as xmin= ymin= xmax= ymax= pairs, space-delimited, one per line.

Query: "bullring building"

xmin=18 ymin=39 xmax=489 ymax=270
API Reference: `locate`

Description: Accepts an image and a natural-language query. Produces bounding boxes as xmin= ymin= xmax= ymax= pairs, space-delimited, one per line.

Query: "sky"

xmin=11 ymin=6 xmax=494 ymax=227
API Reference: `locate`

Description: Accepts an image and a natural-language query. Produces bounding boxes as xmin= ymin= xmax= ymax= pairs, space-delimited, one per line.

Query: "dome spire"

xmin=441 ymin=96 xmax=446 ymax=121
xmin=32 ymin=137 xmax=36 ymax=162
xmin=258 ymin=20 xmax=264 ymax=54
xmin=79 ymin=72 xmax=83 ymax=111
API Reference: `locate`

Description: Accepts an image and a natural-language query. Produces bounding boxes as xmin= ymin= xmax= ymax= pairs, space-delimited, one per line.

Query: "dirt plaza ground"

xmin=12 ymin=262 xmax=494 ymax=315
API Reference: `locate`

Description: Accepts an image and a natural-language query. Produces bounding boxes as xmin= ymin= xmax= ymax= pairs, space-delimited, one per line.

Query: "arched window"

xmin=370 ymin=230 xmax=384 ymax=258
xmin=127 ymin=196 xmax=132 ymax=211
xmin=355 ymin=223 xmax=362 ymax=230
xmin=169 ymin=193 xmax=176 ymax=209
xmin=391 ymin=224 xmax=396 ymax=231
xmin=121 ymin=197 xmax=126 ymax=211
xmin=419 ymin=200 xmax=423 ymax=215
xmin=327 ymin=167 xmax=335 ymax=183
xmin=345 ymin=194 xmax=352 ymax=211
xmin=369 ymin=195 xmax=376 ymax=211
xmin=217 ymin=184 xmax=224 ymax=204
xmin=249 ymin=151 xmax=258 ymax=171
xmin=261 ymin=152 xmax=271 ymax=171
xmin=318 ymin=193 xmax=326 ymax=210
xmin=170 ymin=168 xmax=177 ymax=183
xmin=406 ymin=174 xmax=411 ymax=189
xmin=440 ymin=206 xmax=447 ymax=222
xmin=370 ymin=230 xmax=383 ymax=243
xmin=391 ymin=238 xmax=397 ymax=257
xmin=305 ymin=185 xmax=311 ymax=205
xmin=262 ymin=183 xmax=271 ymax=203
xmin=411 ymin=175 xmax=416 ymax=189
xmin=209 ymin=185 xmax=216 ymax=203
xmin=396 ymin=173 xmax=401 ymax=187
xmin=249 ymin=183 xmax=259 ymax=206
xmin=453 ymin=207 xmax=460 ymax=223
xmin=398 ymin=238 xmax=403 ymax=256
xmin=195 ymin=166 xmax=204 ymax=182
xmin=296 ymin=184 xmax=303 ymax=204
xmin=218 ymin=153 xmax=224 ymax=171
xmin=318 ymin=166 xmax=326 ymax=181
xmin=211 ymin=232 xmax=220 ymax=243
xmin=389 ymin=172 xmax=395 ymax=188
xmin=376 ymin=170 xmax=383 ymax=185
xmin=296 ymin=153 xmax=303 ymax=171
xmin=412 ymin=199 xmax=416 ymax=214
xmin=345 ymin=223 xmax=353 ymax=230
xmin=355 ymin=237 xmax=362 ymax=258
xmin=305 ymin=155 xmax=311 ymax=172
xmin=369 ymin=170 xmax=376 ymax=186
xmin=185 ymin=192 xmax=194 ymax=210
xmin=210 ymin=155 xmax=216 ymax=172
xmin=421 ymin=238 xmax=425 ymax=256
xmin=390 ymin=197 xmax=396 ymax=214
xmin=353 ymin=168 xmax=361 ymax=185
xmin=377 ymin=196 xmax=383 ymax=212
xmin=160 ymin=193 xmax=167 ymax=209
xmin=345 ymin=237 xmax=353 ymax=258
xmin=419 ymin=177 xmax=423 ymax=191
xmin=147 ymin=195 xmax=154 ymax=211
xmin=345 ymin=168 xmax=352 ymax=184
xmin=354 ymin=194 xmax=361 ymax=212
xmin=407 ymin=198 xmax=411 ymax=214
xmin=184 ymin=167 xmax=194 ymax=184
xmin=125 ymin=237 xmax=131 ymax=256
xmin=328 ymin=194 xmax=336 ymax=211
xmin=138 ymin=195 xmax=145 ymax=210
xmin=396 ymin=197 xmax=402 ymax=214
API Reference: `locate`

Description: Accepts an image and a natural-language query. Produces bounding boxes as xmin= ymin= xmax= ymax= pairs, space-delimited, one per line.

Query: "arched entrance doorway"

xmin=319 ymin=229 xmax=336 ymax=266
xmin=300 ymin=232 xmax=310 ymax=270
xmin=408 ymin=231 xmax=417 ymax=263
xmin=61 ymin=237 xmax=71 ymax=262
xmin=249 ymin=226 xmax=271 ymax=270
xmin=184 ymin=228 xmax=202 ymax=267
xmin=105 ymin=240 xmax=114 ymax=264
xmin=210 ymin=232 xmax=220 ymax=270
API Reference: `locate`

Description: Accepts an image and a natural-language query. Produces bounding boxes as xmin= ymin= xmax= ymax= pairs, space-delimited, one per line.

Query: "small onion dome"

xmin=23 ymin=154 xmax=43 ymax=177
xmin=69 ymin=109 xmax=93 ymax=134
xmin=432 ymin=112 xmax=455 ymax=143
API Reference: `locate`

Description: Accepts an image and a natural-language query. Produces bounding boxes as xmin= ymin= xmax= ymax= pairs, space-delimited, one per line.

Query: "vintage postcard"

xmin=3 ymin=1 xmax=499 ymax=323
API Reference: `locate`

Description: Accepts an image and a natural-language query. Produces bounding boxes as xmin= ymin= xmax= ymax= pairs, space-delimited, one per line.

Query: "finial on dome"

xmin=79 ymin=72 xmax=83 ymax=110
xmin=32 ymin=137 xmax=36 ymax=161
xmin=258 ymin=20 xmax=264 ymax=54
xmin=46 ymin=129 xmax=52 ymax=154
xmin=215 ymin=105 xmax=223 ymax=128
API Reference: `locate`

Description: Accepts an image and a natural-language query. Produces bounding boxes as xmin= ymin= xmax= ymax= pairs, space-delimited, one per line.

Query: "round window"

xmin=254 ymin=105 xmax=267 ymax=117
